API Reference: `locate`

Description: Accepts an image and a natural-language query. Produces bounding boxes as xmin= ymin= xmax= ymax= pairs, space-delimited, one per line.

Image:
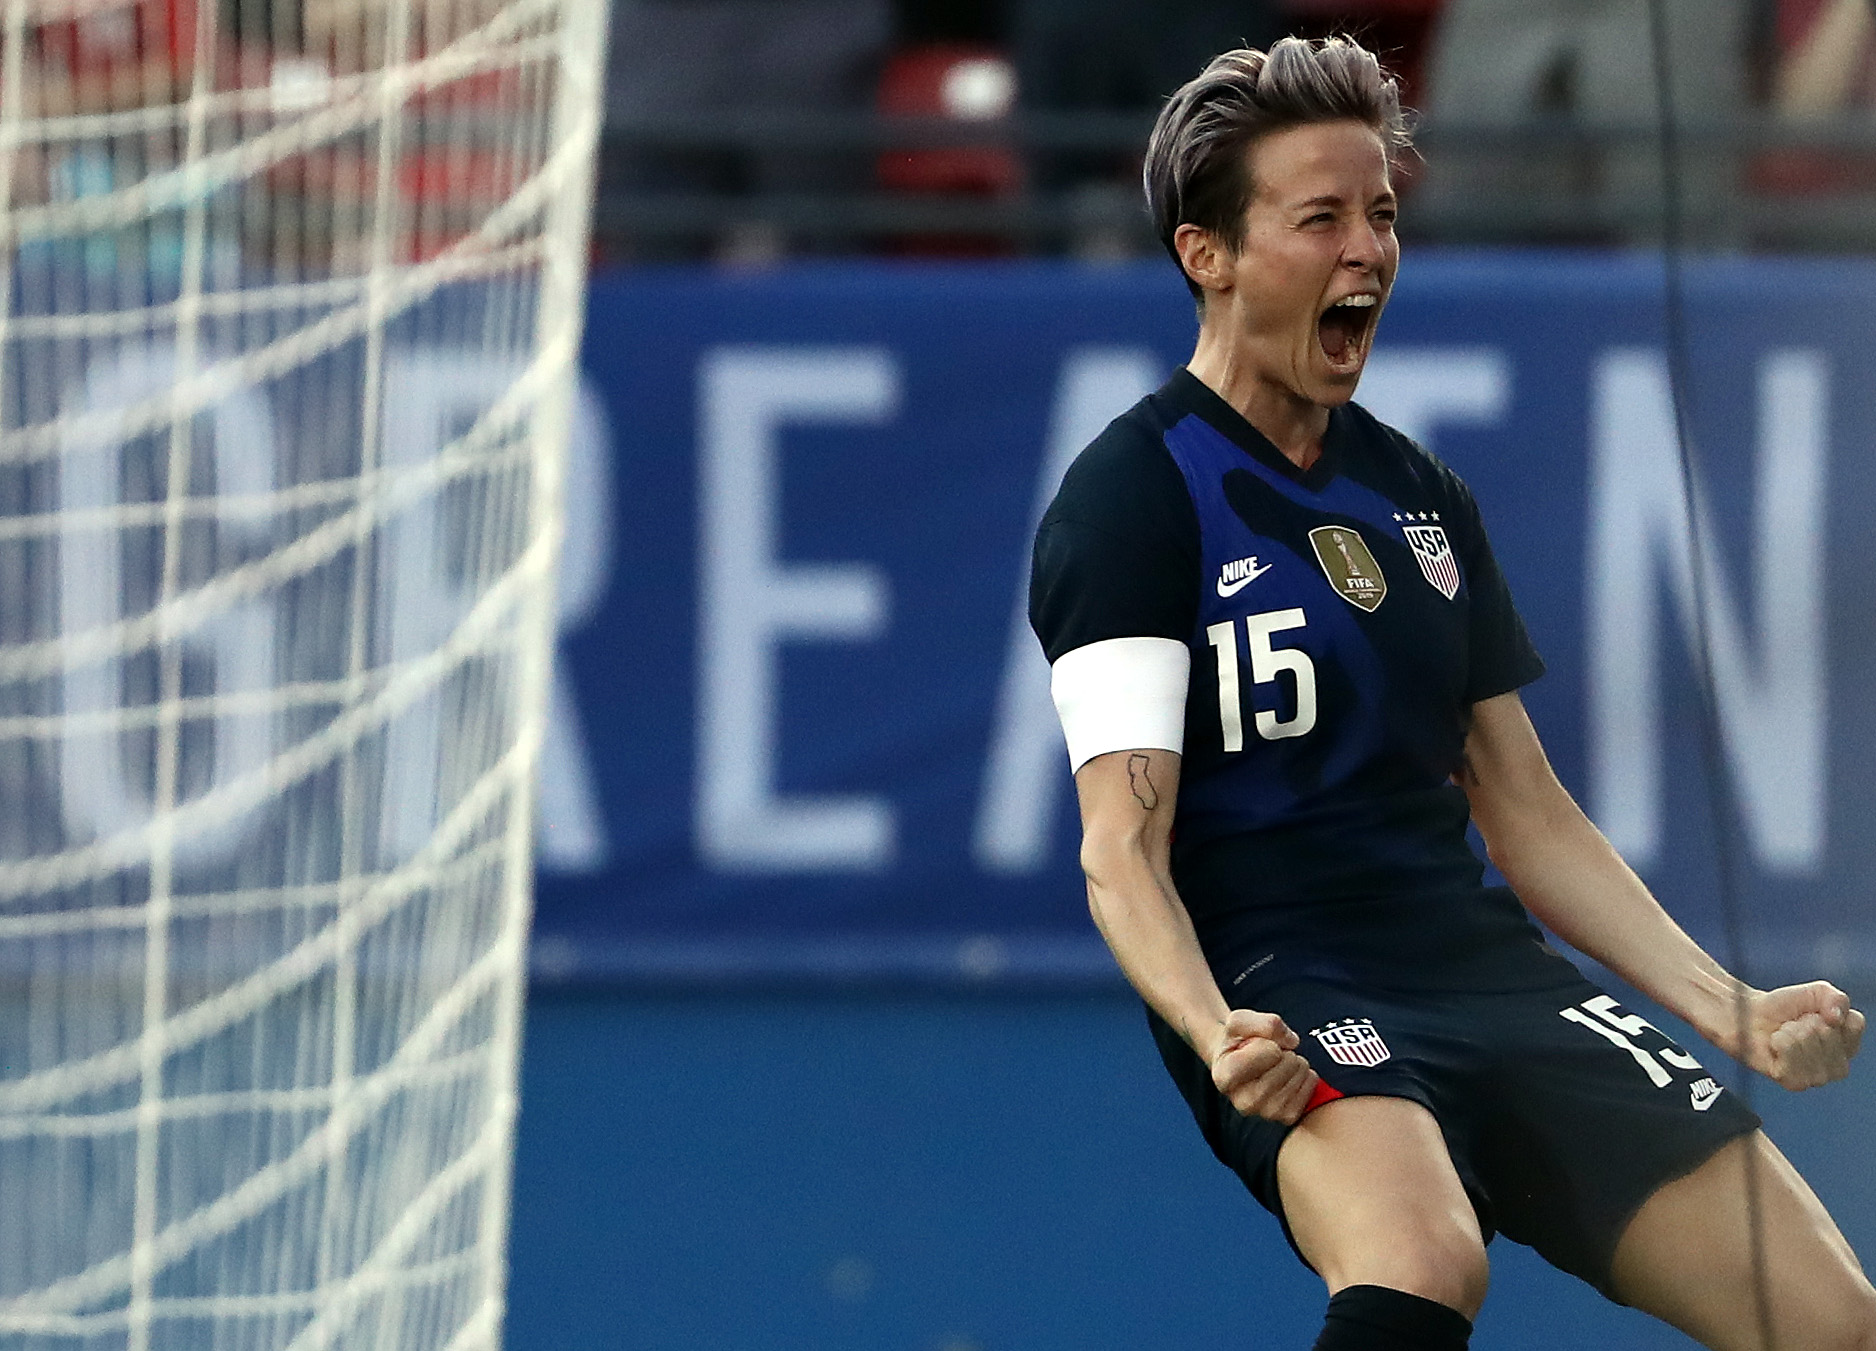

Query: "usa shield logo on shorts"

xmin=1402 ymin=524 xmax=1460 ymax=601
xmin=1310 ymin=1018 xmax=1392 ymax=1068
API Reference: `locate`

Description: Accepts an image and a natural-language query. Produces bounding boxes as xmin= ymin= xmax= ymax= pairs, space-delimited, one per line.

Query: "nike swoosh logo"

xmin=1217 ymin=562 xmax=1273 ymax=597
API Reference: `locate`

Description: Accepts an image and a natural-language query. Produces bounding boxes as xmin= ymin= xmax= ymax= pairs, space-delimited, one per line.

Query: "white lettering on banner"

xmin=974 ymin=348 xmax=1161 ymax=873
xmin=58 ymin=346 xmax=278 ymax=867
xmin=696 ymin=348 xmax=900 ymax=871
xmin=378 ymin=354 xmax=613 ymax=867
xmin=1354 ymin=350 xmax=1510 ymax=446
xmin=1588 ymin=349 xmax=1826 ymax=873
xmin=536 ymin=377 xmax=612 ymax=872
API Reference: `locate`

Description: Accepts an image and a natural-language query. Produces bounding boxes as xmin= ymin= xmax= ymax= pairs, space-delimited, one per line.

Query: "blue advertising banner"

xmin=534 ymin=253 xmax=1876 ymax=985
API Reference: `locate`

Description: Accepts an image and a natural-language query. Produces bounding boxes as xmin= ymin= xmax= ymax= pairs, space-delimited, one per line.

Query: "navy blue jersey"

xmin=1031 ymin=369 xmax=1565 ymax=992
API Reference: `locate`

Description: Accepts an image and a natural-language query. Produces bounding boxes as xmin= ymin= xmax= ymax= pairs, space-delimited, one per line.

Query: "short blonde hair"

xmin=1143 ymin=36 xmax=1412 ymax=300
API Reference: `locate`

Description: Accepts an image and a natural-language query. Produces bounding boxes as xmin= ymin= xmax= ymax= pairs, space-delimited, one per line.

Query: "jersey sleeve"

xmin=1446 ymin=475 xmax=1546 ymax=703
xmin=1028 ymin=418 xmax=1200 ymax=664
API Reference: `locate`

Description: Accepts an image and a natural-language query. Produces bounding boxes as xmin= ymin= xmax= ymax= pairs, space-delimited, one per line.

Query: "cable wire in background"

xmin=1644 ymin=0 xmax=1774 ymax=1343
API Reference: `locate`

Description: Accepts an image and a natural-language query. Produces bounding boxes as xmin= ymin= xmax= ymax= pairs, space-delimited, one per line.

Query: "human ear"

xmin=1174 ymin=223 xmax=1231 ymax=295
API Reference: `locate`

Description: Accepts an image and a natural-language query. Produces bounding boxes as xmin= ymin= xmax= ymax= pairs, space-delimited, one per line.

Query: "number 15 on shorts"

xmin=1560 ymin=995 xmax=1704 ymax=1088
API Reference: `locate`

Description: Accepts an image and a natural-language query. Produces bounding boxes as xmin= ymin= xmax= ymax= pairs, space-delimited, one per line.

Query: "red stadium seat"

xmin=33 ymin=0 xmax=198 ymax=108
xmin=876 ymin=42 xmax=1023 ymax=198
xmin=1752 ymin=0 xmax=1876 ymax=200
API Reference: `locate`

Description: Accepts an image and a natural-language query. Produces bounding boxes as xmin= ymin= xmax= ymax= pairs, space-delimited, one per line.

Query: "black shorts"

xmin=1148 ymin=968 xmax=1761 ymax=1297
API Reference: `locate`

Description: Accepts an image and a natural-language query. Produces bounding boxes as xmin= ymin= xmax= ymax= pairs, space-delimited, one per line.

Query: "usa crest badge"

xmin=1310 ymin=1018 xmax=1392 ymax=1068
xmin=1402 ymin=523 xmax=1460 ymax=601
xmin=1307 ymin=525 xmax=1386 ymax=612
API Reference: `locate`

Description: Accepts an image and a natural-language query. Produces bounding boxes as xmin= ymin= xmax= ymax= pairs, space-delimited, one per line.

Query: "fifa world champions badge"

xmin=1307 ymin=525 xmax=1387 ymax=612
xmin=1310 ymin=1018 xmax=1393 ymax=1067
xmin=1402 ymin=524 xmax=1461 ymax=601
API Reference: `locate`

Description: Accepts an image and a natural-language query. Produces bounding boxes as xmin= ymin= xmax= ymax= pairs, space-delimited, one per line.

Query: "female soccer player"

xmin=1028 ymin=35 xmax=1872 ymax=1351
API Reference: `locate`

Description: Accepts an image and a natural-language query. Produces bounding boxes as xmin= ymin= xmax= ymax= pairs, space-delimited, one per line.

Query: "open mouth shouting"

xmin=1317 ymin=292 xmax=1381 ymax=376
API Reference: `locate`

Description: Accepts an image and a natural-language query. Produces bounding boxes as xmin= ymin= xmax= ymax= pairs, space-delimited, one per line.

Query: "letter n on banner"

xmin=1587 ymin=349 xmax=1826 ymax=875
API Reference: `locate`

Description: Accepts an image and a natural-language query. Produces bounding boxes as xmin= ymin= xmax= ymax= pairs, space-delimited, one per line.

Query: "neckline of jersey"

xmin=1164 ymin=367 xmax=1345 ymax=494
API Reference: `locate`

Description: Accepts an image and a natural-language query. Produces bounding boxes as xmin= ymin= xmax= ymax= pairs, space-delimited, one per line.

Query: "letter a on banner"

xmin=974 ymin=348 xmax=1161 ymax=873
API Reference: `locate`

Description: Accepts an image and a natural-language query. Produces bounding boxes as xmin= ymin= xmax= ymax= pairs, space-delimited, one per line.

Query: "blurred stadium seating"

xmin=12 ymin=0 xmax=538 ymax=277
xmin=26 ymin=0 xmax=1868 ymax=261
xmin=14 ymin=0 xmax=1872 ymax=263
xmin=595 ymin=0 xmax=1876 ymax=259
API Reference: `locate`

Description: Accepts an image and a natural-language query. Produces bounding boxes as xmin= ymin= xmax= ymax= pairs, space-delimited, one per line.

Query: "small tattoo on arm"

xmin=1184 ymin=1014 xmax=1226 ymax=1056
xmin=1127 ymin=753 xmax=1159 ymax=810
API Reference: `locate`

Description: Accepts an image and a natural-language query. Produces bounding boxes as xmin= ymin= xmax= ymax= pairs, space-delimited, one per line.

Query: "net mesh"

xmin=0 ymin=0 xmax=604 ymax=1341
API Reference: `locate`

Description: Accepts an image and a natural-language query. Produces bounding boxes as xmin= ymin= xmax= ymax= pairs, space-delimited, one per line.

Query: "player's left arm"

xmin=1457 ymin=689 xmax=1865 ymax=1090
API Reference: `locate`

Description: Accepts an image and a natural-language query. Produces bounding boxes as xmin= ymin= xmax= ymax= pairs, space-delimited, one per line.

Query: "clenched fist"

xmin=1728 ymin=981 xmax=1866 ymax=1091
xmin=1209 ymin=1008 xmax=1322 ymax=1125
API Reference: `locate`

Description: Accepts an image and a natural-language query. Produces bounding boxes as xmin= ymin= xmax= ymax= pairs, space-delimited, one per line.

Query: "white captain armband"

xmin=1049 ymin=637 xmax=1191 ymax=773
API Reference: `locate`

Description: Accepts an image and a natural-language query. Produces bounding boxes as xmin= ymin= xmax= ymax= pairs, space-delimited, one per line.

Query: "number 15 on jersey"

xmin=1207 ymin=609 xmax=1318 ymax=751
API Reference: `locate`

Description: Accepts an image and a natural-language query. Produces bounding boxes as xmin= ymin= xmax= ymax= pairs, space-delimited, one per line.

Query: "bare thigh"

xmin=1612 ymin=1131 xmax=1876 ymax=1351
xmin=1276 ymin=1095 xmax=1490 ymax=1320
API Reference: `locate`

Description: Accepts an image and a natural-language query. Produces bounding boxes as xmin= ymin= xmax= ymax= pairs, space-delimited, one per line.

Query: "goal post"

xmin=0 ymin=0 xmax=607 ymax=1342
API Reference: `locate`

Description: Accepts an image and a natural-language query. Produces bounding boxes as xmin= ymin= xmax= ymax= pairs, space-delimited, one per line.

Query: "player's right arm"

xmin=1072 ymin=743 xmax=1320 ymax=1124
xmin=1032 ymin=419 xmax=1313 ymax=1123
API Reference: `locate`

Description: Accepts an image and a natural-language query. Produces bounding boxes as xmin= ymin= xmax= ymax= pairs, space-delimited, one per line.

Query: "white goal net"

xmin=0 ymin=0 xmax=606 ymax=1342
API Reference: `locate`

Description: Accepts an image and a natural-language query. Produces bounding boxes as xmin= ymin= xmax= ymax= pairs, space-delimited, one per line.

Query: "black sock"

xmin=1311 ymin=1284 xmax=1473 ymax=1350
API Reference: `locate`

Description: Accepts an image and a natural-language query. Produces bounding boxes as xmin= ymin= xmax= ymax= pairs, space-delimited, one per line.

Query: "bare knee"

xmin=1320 ymin=1224 xmax=1490 ymax=1321
xmin=1704 ymin=1234 xmax=1875 ymax=1351
xmin=1281 ymin=1096 xmax=1490 ymax=1320
xmin=1819 ymin=1277 xmax=1876 ymax=1351
xmin=1697 ymin=1253 xmax=1876 ymax=1351
xmin=1809 ymin=1303 xmax=1876 ymax=1351
xmin=1618 ymin=1133 xmax=1876 ymax=1351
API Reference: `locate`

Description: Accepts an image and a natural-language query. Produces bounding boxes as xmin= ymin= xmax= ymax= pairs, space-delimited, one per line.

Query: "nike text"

xmin=1217 ymin=556 xmax=1273 ymax=597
